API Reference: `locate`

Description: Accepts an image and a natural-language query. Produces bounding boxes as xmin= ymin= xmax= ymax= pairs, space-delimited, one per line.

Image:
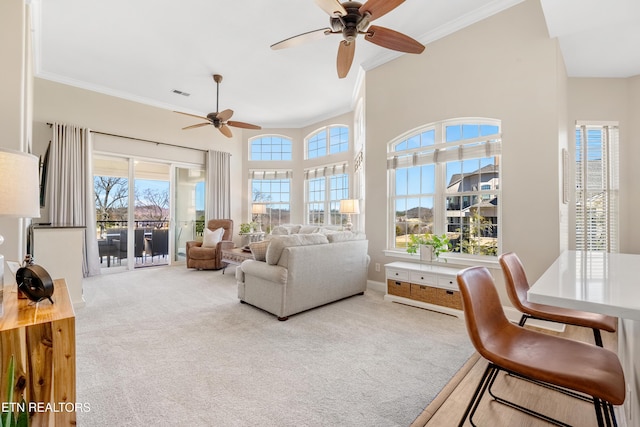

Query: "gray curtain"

xmin=206 ymin=150 xmax=231 ymax=219
xmin=47 ymin=123 xmax=101 ymax=276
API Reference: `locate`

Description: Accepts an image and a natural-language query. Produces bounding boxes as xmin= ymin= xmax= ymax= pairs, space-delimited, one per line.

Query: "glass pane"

xmin=175 ymin=167 xmax=204 ymax=263
xmin=135 ymin=161 xmax=170 ymax=267
xmin=94 ymin=156 xmax=129 ymax=269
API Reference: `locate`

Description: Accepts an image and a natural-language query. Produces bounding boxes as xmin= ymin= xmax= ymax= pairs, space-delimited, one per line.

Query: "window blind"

xmin=575 ymin=123 xmax=619 ymax=252
xmin=387 ymin=135 xmax=501 ymax=170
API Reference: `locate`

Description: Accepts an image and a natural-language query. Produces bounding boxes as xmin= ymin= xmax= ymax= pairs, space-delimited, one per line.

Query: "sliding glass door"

xmin=94 ymin=155 xmax=203 ymax=270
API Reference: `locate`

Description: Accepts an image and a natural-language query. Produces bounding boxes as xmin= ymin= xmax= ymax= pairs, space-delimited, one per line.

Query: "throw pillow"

xmin=202 ymin=227 xmax=224 ymax=248
xmin=265 ymin=234 xmax=329 ymax=265
xmin=250 ymin=240 xmax=270 ymax=261
xmin=298 ymin=225 xmax=319 ymax=234
xmin=271 ymin=226 xmax=290 ymax=235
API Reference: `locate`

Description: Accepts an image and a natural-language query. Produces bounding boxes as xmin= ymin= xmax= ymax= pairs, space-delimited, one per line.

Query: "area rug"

xmin=75 ymin=265 xmax=474 ymax=426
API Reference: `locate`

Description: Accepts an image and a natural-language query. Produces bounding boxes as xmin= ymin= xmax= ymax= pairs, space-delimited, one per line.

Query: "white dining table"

xmin=528 ymin=250 xmax=640 ymax=321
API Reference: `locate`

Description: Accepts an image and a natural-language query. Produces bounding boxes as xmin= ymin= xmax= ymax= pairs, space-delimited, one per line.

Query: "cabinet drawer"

xmin=409 ymin=271 xmax=437 ymax=286
xmin=387 ymin=279 xmax=411 ymax=298
xmin=410 ymin=284 xmax=463 ymax=310
xmin=437 ymin=276 xmax=458 ymax=291
xmin=387 ymin=269 xmax=409 ymax=281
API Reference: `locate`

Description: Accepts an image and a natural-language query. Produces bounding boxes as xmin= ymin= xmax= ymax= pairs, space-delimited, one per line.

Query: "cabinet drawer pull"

xmin=446 ymin=290 xmax=454 ymax=295
xmin=395 ymin=281 xmax=401 ymax=286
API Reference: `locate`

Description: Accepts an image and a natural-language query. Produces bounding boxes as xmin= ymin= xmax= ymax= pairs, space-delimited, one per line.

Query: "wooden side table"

xmin=221 ymin=248 xmax=255 ymax=274
xmin=0 ymin=279 xmax=76 ymax=426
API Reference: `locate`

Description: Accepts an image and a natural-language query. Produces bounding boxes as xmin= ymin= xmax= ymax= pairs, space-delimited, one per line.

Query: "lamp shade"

xmin=339 ymin=199 xmax=360 ymax=215
xmin=251 ymin=203 xmax=267 ymax=215
xmin=0 ymin=148 xmax=41 ymax=218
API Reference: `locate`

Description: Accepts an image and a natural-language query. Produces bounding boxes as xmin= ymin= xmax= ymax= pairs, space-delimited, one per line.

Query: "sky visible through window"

xmin=394 ymin=124 xmax=498 ymax=210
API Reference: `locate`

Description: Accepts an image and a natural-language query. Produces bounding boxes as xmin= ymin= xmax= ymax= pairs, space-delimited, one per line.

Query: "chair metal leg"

xmin=593 ymin=328 xmax=604 ymax=347
xmin=458 ymin=364 xmax=495 ymax=427
xmin=487 ymin=368 xmax=572 ymax=427
xmin=518 ymin=314 xmax=529 ymax=327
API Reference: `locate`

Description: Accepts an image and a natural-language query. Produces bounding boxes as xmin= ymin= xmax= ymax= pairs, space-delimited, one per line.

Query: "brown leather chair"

xmin=456 ymin=266 xmax=624 ymax=427
xmin=186 ymin=219 xmax=234 ymax=270
xmin=499 ymin=252 xmax=617 ymax=347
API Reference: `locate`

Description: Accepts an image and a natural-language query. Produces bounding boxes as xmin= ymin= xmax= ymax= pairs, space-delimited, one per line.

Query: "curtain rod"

xmin=46 ymin=123 xmax=206 ymax=153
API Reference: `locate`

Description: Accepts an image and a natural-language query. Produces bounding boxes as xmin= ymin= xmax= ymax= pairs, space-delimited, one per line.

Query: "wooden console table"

xmin=0 ymin=279 xmax=76 ymax=426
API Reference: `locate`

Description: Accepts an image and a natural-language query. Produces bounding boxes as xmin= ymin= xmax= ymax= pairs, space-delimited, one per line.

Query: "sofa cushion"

xmin=265 ymin=234 xmax=329 ymax=265
xmin=250 ymin=240 xmax=270 ymax=261
xmin=298 ymin=225 xmax=319 ymax=234
xmin=271 ymin=226 xmax=290 ymax=235
xmin=326 ymin=231 xmax=367 ymax=243
xmin=202 ymin=227 xmax=224 ymax=247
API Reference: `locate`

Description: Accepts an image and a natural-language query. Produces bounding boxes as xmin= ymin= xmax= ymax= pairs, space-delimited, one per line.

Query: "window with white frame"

xmin=249 ymin=171 xmax=291 ymax=231
xmin=388 ymin=119 xmax=501 ymax=256
xmin=306 ymin=125 xmax=349 ymax=159
xmin=305 ymin=164 xmax=349 ymax=226
xmin=575 ymin=122 xmax=619 ymax=252
xmin=250 ymin=135 xmax=292 ymax=161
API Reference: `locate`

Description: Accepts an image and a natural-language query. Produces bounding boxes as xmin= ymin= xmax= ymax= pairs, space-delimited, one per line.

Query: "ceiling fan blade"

xmin=219 ymin=124 xmax=233 ymax=138
xmin=359 ymin=0 xmax=404 ymax=21
xmin=175 ymin=111 xmax=208 ymax=120
xmin=217 ymin=109 xmax=234 ymax=122
xmin=228 ymin=120 xmax=262 ymax=130
xmin=364 ymin=25 xmax=425 ymax=54
xmin=337 ymin=40 xmax=356 ymax=79
xmin=182 ymin=123 xmax=211 ymax=130
xmin=271 ymin=28 xmax=331 ymax=50
xmin=314 ymin=0 xmax=347 ymax=17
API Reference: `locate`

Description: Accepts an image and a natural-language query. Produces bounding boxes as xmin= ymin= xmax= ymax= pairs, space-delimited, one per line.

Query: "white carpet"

xmin=75 ymin=265 xmax=473 ymax=426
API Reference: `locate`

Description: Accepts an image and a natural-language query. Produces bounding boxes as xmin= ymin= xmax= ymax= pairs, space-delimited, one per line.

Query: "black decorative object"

xmin=16 ymin=255 xmax=54 ymax=304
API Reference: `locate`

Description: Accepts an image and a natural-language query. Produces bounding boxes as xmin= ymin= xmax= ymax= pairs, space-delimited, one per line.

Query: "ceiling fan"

xmin=175 ymin=74 xmax=261 ymax=138
xmin=271 ymin=0 xmax=425 ymax=79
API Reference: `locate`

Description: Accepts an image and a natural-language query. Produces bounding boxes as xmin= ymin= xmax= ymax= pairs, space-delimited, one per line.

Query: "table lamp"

xmin=339 ymin=199 xmax=360 ymax=231
xmin=0 ymin=148 xmax=41 ymax=293
xmin=251 ymin=203 xmax=267 ymax=232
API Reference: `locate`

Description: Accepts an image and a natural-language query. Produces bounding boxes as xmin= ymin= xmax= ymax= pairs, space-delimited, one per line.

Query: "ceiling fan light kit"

xmin=175 ymin=74 xmax=261 ymax=138
xmin=271 ymin=0 xmax=425 ymax=78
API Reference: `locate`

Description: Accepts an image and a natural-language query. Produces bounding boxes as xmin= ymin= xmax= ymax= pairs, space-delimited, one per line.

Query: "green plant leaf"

xmin=4 ymin=356 xmax=14 ymax=427
xmin=15 ymin=400 xmax=27 ymax=427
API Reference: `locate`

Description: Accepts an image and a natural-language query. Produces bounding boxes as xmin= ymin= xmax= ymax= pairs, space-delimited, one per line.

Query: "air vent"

xmin=172 ymin=89 xmax=190 ymax=97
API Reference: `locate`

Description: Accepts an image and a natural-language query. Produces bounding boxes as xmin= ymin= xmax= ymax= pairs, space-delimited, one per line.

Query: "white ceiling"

xmin=32 ymin=0 xmax=640 ymax=129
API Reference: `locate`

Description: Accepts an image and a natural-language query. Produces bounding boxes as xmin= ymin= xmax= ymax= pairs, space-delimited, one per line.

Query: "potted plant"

xmin=239 ymin=223 xmax=252 ymax=234
xmin=406 ymin=233 xmax=450 ymax=262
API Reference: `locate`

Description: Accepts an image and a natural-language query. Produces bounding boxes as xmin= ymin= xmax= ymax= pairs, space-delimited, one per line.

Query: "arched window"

xmin=388 ymin=119 xmax=501 ymax=257
xmin=250 ymin=135 xmax=292 ymax=161
xmin=306 ymin=125 xmax=349 ymax=159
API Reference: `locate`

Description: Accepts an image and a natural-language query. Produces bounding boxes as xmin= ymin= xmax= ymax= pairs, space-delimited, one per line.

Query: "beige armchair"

xmin=186 ymin=219 xmax=234 ymax=270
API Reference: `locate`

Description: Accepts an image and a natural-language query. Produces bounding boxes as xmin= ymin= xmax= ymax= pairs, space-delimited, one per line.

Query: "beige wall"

xmin=33 ymin=78 xmax=245 ymax=242
xmin=0 ymin=0 xmax=30 ymax=264
xmin=365 ymin=0 xmax=563 ymax=286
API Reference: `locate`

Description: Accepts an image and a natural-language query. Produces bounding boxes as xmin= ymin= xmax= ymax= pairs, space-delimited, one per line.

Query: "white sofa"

xmin=236 ymin=232 xmax=369 ymax=320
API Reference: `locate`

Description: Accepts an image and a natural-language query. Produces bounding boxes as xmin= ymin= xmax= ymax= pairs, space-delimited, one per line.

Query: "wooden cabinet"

xmin=0 ymin=279 xmax=76 ymax=426
xmin=385 ymin=261 xmax=463 ymax=317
